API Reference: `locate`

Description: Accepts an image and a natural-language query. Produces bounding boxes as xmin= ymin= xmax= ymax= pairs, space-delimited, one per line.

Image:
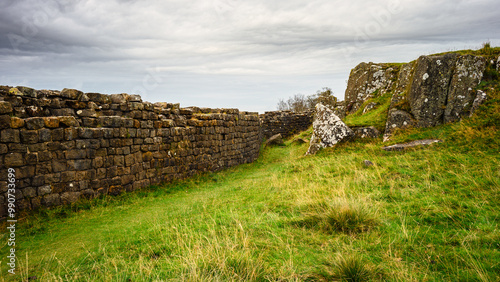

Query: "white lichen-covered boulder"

xmin=306 ymin=103 xmax=354 ymax=155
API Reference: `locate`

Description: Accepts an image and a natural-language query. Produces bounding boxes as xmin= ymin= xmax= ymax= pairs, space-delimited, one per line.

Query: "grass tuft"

xmin=333 ymin=254 xmax=374 ymax=282
xmin=295 ymin=199 xmax=379 ymax=234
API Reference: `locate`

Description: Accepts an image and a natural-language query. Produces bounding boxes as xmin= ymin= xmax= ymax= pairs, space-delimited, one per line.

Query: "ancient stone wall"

xmin=0 ymin=86 xmax=261 ymax=216
xmin=260 ymin=110 xmax=313 ymax=139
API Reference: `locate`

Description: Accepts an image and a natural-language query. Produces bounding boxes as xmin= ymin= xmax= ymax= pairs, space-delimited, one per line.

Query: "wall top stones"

xmin=0 ymin=86 xmax=259 ymax=125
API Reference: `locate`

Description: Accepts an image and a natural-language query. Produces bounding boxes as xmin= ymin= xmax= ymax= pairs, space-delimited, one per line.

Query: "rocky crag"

xmin=306 ymin=50 xmax=499 ymax=153
xmin=344 ymin=52 xmax=499 ymax=141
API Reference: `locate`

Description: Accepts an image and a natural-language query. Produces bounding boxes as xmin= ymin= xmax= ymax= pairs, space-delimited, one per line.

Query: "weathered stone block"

xmin=51 ymin=128 xmax=64 ymax=141
xmin=383 ymin=109 xmax=417 ymax=141
xmin=61 ymin=88 xmax=83 ymax=100
xmin=42 ymin=194 xmax=61 ymax=207
xmin=23 ymin=187 xmax=37 ymax=198
xmin=31 ymin=196 xmax=42 ymax=209
xmin=61 ymin=171 xmax=76 ymax=182
xmin=264 ymin=134 xmax=284 ymax=146
xmin=17 ymin=166 xmax=36 ymax=179
xmin=408 ymin=54 xmax=458 ymax=127
xmin=353 ymin=126 xmax=381 ymax=139
xmin=0 ymin=115 xmax=11 ymax=129
xmin=68 ymin=159 xmax=92 ymax=171
xmin=26 ymin=153 xmax=38 ymax=164
xmin=82 ymin=117 xmax=98 ymax=128
xmin=39 ymin=128 xmax=52 ymax=142
xmin=61 ymin=192 xmax=80 ymax=204
xmin=8 ymin=143 xmax=27 ymax=152
xmin=81 ymin=189 xmax=96 ymax=199
xmin=25 ymin=117 xmax=45 ymax=130
xmin=114 ymin=155 xmax=124 ymax=166
xmin=110 ymin=94 xmax=128 ymax=104
xmin=20 ymin=129 xmax=39 ymax=143
xmin=87 ymin=92 xmax=111 ymax=104
xmin=59 ymin=116 xmax=79 ymax=127
xmin=52 ymin=160 xmax=67 ymax=172
xmin=32 ymin=175 xmax=45 ymax=186
xmin=76 ymin=109 xmax=97 ymax=117
xmin=0 ymin=144 xmax=7 ymax=154
xmin=0 ymin=101 xmax=13 ymax=114
xmin=4 ymin=153 xmax=25 ymax=167
xmin=43 ymin=117 xmax=60 ymax=128
xmin=64 ymin=128 xmax=78 ymax=140
xmin=1 ymin=128 xmax=20 ymax=143
xmin=469 ymin=90 xmax=488 ymax=117
xmin=52 ymin=108 xmax=76 ymax=116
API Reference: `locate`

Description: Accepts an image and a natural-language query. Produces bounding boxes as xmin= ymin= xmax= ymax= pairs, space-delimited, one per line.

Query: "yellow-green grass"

xmin=344 ymin=92 xmax=393 ymax=132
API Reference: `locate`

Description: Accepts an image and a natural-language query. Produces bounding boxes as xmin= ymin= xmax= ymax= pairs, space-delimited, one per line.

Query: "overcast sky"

xmin=1 ymin=0 xmax=499 ymax=112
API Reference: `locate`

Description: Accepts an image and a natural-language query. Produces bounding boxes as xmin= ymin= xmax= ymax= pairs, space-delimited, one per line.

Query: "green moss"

xmin=344 ymin=92 xmax=392 ymax=132
xmin=393 ymin=97 xmax=411 ymax=112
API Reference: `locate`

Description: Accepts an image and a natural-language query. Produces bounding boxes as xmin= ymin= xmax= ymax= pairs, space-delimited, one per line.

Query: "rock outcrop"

xmin=343 ymin=52 xmax=492 ymax=141
xmin=306 ymin=103 xmax=354 ymax=155
xmin=383 ymin=109 xmax=416 ymax=141
xmin=344 ymin=63 xmax=398 ymax=114
xmin=469 ymin=90 xmax=488 ymax=117
xmin=444 ymin=55 xmax=486 ymax=123
xmin=407 ymin=54 xmax=459 ymax=127
xmin=352 ymin=126 xmax=381 ymax=139
xmin=405 ymin=54 xmax=485 ymax=128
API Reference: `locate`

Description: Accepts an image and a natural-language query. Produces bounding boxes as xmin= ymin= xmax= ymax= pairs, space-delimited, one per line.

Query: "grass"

xmin=344 ymin=92 xmax=393 ymax=132
xmin=431 ymin=42 xmax=500 ymax=58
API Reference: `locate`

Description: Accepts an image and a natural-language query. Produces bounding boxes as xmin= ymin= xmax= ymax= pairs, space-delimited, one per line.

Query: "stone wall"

xmin=260 ymin=110 xmax=313 ymax=139
xmin=0 ymin=86 xmax=261 ymax=216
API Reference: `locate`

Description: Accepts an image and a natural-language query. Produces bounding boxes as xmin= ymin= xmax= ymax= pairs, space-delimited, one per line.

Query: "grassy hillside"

xmin=1 ymin=79 xmax=499 ymax=281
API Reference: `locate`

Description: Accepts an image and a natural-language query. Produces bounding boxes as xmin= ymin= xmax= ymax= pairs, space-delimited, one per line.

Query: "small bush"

xmin=323 ymin=203 xmax=378 ymax=234
xmin=480 ymin=41 xmax=493 ymax=55
xmin=334 ymin=254 xmax=373 ymax=282
xmin=295 ymin=199 xmax=379 ymax=234
xmin=482 ymin=63 xmax=499 ymax=82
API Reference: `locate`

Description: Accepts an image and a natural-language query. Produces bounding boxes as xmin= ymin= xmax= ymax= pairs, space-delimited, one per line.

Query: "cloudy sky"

xmin=0 ymin=0 xmax=499 ymax=112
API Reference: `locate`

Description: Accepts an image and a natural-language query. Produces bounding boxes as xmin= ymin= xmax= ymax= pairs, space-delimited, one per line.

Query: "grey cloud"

xmin=0 ymin=0 xmax=499 ymax=112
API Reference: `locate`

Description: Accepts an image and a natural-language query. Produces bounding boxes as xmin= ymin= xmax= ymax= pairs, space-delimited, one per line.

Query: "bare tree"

xmin=276 ymin=88 xmax=337 ymax=112
xmin=277 ymin=99 xmax=288 ymax=111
